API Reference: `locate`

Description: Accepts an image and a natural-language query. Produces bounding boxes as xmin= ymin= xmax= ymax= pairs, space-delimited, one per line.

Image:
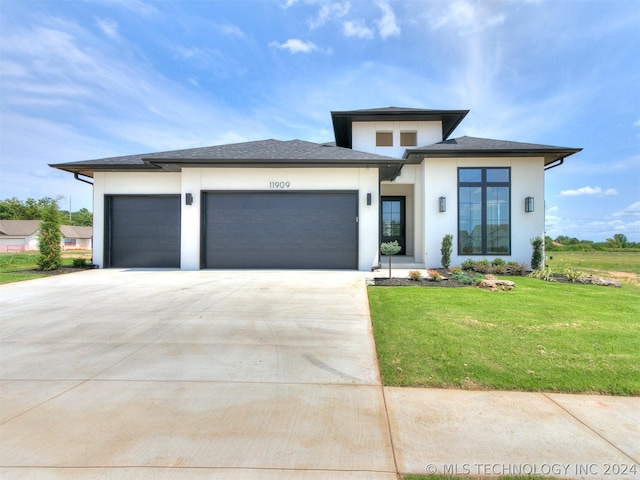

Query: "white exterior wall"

xmin=351 ymin=121 xmax=443 ymax=157
xmin=421 ymin=156 xmax=545 ymax=268
xmin=92 ymin=172 xmax=182 ymax=268
xmin=380 ymin=164 xmax=424 ymax=260
xmin=0 ymin=235 xmax=38 ymax=251
xmin=93 ymin=168 xmax=379 ymax=271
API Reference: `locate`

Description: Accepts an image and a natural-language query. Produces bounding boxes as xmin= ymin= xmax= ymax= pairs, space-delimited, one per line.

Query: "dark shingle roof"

xmin=404 ymin=136 xmax=582 ymax=167
xmin=331 ymin=107 xmax=469 ymax=148
xmin=50 ymin=139 xmax=403 ymax=177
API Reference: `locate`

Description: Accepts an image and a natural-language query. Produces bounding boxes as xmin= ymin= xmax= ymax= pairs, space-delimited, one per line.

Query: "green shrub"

xmin=564 ymin=268 xmax=585 ymax=282
xmin=529 ymin=267 xmax=555 ymax=282
xmin=531 ymin=236 xmax=544 ymax=270
xmin=505 ymin=262 xmax=528 ymax=276
xmin=408 ymin=270 xmax=423 ymax=281
xmin=474 ymin=259 xmax=491 ymax=273
xmin=380 ymin=241 xmax=402 ymax=279
xmin=450 ymin=266 xmax=462 ymax=274
xmin=491 ymin=258 xmax=506 ymax=266
xmin=440 ymin=234 xmax=453 ymax=269
xmin=72 ymin=258 xmax=88 ymax=268
xmin=37 ymin=201 xmax=62 ymax=271
xmin=461 ymin=259 xmax=476 ymax=271
xmin=452 ymin=270 xmax=474 ymax=285
xmin=427 ymin=269 xmax=443 ymax=282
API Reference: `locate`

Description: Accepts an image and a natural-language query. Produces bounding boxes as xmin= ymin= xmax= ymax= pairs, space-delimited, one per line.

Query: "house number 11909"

xmin=269 ymin=181 xmax=290 ymax=189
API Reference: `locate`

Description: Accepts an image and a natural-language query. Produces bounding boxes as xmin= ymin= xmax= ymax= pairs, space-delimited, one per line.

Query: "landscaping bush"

xmin=505 ymin=262 xmax=527 ymax=276
xmin=427 ymin=269 xmax=443 ymax=282
xmin=408 ymin=270 xmax=423 ymax=281
xmin=474 ymin=259 xmax=491 ymax=273
xmin=529 ymin=266 xmax=554 ymax=282
xmin=461 ymin=259 xmax=476 ymax=271
xmin=531 ymin=236 xmax=544 ymax=270
xmin=440 ymin=234 xmax=453 ymax=269
xmin=72 ymin=258 xmax=88 ymax=268
xmin=37 ymin=201 xmax=62 ymax=271
xmin=451 ymin=270 xmax=474 ymax=285
xmin=380 ymin=240 xmax=402 ymax=279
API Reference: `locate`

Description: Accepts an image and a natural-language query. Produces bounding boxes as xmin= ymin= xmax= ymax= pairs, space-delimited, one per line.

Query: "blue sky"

xmin=1 ymin=0 xmax=638 ymax=241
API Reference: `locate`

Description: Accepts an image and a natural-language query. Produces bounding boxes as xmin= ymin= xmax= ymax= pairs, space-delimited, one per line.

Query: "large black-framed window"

xmin=458 ymin=167 xmax=511 ymax=255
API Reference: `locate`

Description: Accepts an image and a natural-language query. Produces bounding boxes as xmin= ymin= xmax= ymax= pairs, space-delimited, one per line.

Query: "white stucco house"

xmin=0 ymin=220 xmax=93 ymax=252
xmin=51 ymin=107 xmax=581 ymax=270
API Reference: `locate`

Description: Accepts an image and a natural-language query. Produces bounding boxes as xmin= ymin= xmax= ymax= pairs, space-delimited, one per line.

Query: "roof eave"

xmin=403 ymin=148 xmax=582 ymax=166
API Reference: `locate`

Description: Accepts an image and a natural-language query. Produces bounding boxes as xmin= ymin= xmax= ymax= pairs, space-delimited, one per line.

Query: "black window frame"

xmin=458 ymin=167 xmax=511 ymax=256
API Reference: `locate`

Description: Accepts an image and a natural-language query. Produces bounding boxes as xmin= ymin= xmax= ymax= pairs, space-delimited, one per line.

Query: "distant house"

xmin=0 ymin=220 xmax=93 ymax=252
xmin=50 ymin=106 xmax=581 ymax=270
xmin=60 ymin=225 xmax=93 ymax=250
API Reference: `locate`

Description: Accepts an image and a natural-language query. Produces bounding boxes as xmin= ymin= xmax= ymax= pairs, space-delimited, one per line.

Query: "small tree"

xmin=441 ymin=233 xmax=453 ymax=269
xmin=37 ymin=200 xmax=62 ymax=271
xmin=380 ymin=240 xmax=401 ymax=279
xmin=530 ymin=236 xmax=544 ymax=271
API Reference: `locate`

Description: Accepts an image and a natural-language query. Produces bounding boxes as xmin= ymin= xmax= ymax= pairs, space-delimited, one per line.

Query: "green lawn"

xmin=0 ymin=251 xmax=91 ymax=284
xmin=369 ymin=277 xmax=640 ymax=395
xmin=546 ymin=251 xmax=640 ymax=276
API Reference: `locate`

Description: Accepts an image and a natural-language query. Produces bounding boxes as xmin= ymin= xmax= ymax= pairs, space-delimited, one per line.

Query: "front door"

xmin=381 ymin=196 xmax=406 ymax=255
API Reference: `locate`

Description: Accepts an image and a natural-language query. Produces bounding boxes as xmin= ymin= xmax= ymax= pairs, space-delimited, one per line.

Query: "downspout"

xmin=74 ymin=172 xmax=94 ymax=185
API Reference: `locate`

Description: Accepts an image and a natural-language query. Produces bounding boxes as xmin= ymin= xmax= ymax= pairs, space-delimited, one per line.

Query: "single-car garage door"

xmin=105 ymin=195 xmax=181 ymax=268
xmin=203 ymin=191 xmax=358 ymax=269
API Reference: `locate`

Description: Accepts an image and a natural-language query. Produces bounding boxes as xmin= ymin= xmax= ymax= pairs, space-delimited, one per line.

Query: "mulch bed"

xmin=373 ymin=270 xmax=622 ymax=287
xmin=374 ymin=277 xmax=467 ymax=287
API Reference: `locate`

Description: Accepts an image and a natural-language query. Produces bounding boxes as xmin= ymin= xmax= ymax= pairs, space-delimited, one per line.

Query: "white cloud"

xmin=214 ymin=23 xmax=245 ymax=38
xmin=104 ymin=0 xmax=158 ymax=16
xmin=270 ymin=38 xmax=325 ymax=54
xmin=612 ymin=201 xmax=640 ymax=217
xmin=376 ymin=1 xmax=400 ymax=38
xmin=96 ymin=18 xmax=119 ymax=40
xmin=282 ymin=0 xmax=299 ymax=8
xmin=309 ymin=2 xmax=350 ymax=29
xmin=560 ymin=186 xmax=618 ymax=197
xmin=430 ymin=0 xmax=506 ymax=34
xmin=343 ymin=20 xmax=374 ymax=39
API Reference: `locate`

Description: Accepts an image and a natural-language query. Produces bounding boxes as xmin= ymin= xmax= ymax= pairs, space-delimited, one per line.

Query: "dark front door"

xmin=381 ymin=196 xmax=405 ymax=255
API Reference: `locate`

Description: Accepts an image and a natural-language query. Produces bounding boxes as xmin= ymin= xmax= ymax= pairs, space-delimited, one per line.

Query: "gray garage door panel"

xmin=106 ymin=195 xmax=181 ymax=268
xmin=203 ymin=192 xmax=358 ymax=269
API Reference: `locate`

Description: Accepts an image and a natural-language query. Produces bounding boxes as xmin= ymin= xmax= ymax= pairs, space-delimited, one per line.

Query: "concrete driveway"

xmin=0 ymin=270 xmax=397 ymax=479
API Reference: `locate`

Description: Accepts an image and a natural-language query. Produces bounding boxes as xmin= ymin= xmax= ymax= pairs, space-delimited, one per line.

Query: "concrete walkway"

xmin=1 ymin=270 xmax=638 ymax=479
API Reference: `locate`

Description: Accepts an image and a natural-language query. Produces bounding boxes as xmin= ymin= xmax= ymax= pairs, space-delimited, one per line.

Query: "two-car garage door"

xmin=202 ymin=192 xmax=358 ymax=269
xmin=104 ymin=192 xmax=358 ymax=269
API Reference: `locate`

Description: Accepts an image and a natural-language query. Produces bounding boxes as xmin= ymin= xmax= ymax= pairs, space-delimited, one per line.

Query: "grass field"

xmin=369 ymin=277 xmax=640 ymax=395
xmin=546 ymin=250 xmax=639 ymax=277
xmin=0 ymin=250 xmax=91 ymax=284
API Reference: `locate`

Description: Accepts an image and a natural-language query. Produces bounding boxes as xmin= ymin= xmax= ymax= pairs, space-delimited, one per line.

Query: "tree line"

xmin=545 ymin=234 xmax=639 ymax=251
xmin=0 ymin=197 xmax=92 ymax=226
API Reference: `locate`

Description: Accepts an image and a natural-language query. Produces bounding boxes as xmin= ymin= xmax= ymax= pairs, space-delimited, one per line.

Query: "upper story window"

xmin=376 ymin=131 xmax=393 ymax=147
xmin=400 ymin=131 xmax=417 ymax=146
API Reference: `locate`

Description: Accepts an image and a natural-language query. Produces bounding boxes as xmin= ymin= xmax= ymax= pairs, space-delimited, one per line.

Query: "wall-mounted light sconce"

xmin=439 ymin=196 xmax=446 ymax=212
xmin=525 ymin=196 xmax=534 ymax=212
xmin=185 ymin=193 xmax=193 ymax=205
xmin=367 ymin=193 xmax=372 ymax=206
